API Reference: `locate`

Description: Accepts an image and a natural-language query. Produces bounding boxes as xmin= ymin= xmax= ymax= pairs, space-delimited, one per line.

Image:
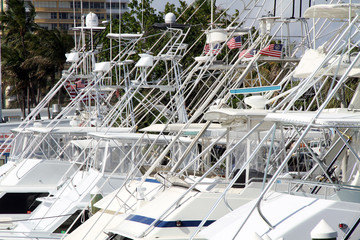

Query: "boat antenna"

xmin=273 ymin=0 xmax=276 ymax=16
xmin=141 ymin=0 xmax=144 ymax=33
xmin=211 ymin=0 xmax=214 ymax=29
xmin=118 ymin=0 xmax=122 ymax=89
xmin=291 ymin=0 xmax=295 ymax=18
xmin=349 ymin=0 xmax=352 ymax=62
xmin=80 ymin=0 xmax=84 ymax=48
xmin=109 ymin=0 xmax=112 ymax=60
xmin=73 ymin=0 xmax=77 ymax=49
xmin=299 ymin=0 xmax=302 ymax=17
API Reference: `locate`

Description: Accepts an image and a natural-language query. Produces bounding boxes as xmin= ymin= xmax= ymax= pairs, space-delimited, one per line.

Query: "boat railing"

xmin=275 ymin=178 xmax=360 ymax=200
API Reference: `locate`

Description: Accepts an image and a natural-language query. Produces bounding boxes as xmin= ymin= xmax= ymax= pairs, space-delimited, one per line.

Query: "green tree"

xmin=99 ymin=0 xmax=163 ymax=62
xmin=1 ymin=0 xmax=37 ymax=118
xmin=34 ymin=29 xmax=74 ymax=107
xmin=1 ymin=0 xmax=74 ymax=118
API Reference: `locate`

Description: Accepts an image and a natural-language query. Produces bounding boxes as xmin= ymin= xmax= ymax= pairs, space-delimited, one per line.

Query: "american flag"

xmin=239 ymin=49 xmax=257 ymax=58
xmin=259 ymin=44 xmax=283 ymax=58
xmin=227 ymin=36 xmax=242 ymax=49
xmin=212 ymin=43 xmax=221 ymax=55
xmin=204 ymin=43 xmax=221 ymax=55
xmin=204 ymin=44 xmax=210 ymax=54
xmin=65 ymin=81 xmax=78 ymax=99
xmin=0 ymin=133 xmax=13 ymax=154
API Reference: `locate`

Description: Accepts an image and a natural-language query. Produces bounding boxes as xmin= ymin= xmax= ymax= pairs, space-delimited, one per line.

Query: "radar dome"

xmin=86 ymin=12 xmax=99 ymax=27
xmin=165 ymin=12 xmax=176 ymax=24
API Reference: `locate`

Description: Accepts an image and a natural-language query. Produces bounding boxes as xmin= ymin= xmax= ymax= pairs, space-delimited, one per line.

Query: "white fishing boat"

xmin=199 ymin=108 xmax=360 ymax=239
xmin=61 ymin=1 xmax=330 ymax=238
xmin=0 ymin=6 xmax=201 ymax=238
xmin=0 ymin=0 xmax=343 ymax=239
xmin=0 ymin=131 xmax=192 ymax=239
xmin=197 ymin=3 xmax=360 ymax=240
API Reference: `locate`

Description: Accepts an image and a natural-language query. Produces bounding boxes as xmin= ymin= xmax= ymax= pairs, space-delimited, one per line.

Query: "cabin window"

xmin=0 ymin=192 xmax=48 ymax=213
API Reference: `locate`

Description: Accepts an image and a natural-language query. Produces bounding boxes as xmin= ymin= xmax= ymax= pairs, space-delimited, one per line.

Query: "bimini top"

xmin=204 ymin=108 xmax=272 ymax=131
xmin=204 ymin=108 xmax=269 ymax=122
xmin=139 ymin=123 xmax=224 ymax=132
xmin=139 ymin=123 xmax=226 ymax=138
xmin=304 ymin=4 xmax=360 ymax=19
xmin=106 ymin=33 xmax=143 ymax=41
xmin=88 ymin=132 xmax=193 ymax=144
xmin=265 ymin=108 xmax=360 ymax=128
xmin=72 ymin=26 xmax=105 ymax=31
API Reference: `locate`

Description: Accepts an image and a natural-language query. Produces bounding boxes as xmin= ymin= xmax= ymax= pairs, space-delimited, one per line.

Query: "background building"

xmin=21 ymin=0 xmax=129 ymax=30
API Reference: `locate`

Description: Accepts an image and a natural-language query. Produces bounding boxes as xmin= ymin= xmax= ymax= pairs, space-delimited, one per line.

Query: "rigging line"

xmin=176 ymin=0 xmax=196 ymax=21
xmin=0 ymin=213 xmax=74 ymax=223
xmin=184 ymin=0 xmax=207 ymax=24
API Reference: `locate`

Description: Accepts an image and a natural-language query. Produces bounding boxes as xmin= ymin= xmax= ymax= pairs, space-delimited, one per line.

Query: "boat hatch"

xmin=53 ymin=210 xmax=89 ymax=234
xmin=105 ymin=233 xmax=133 ymax=240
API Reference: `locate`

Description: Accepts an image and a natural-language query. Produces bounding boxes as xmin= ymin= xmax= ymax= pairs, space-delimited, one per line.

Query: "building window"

xmin=51 ymin=23 xmax=57 ymax=30
xmin=89 ymin=2 xmax=104 ymax=9
xmin=106 ymin=3 xmax=120 ymax=9
xmin=69 ymin=13 xmax=81 ymax=20
xmin=70 ymin=1 xmax=81 ymax=9
xmin=35 ymin=2 xmax=56 ymax=8
xmin=59 ymin=12 xmax=68 ymax=19
xmin=58 ymin=2 xmax=70 ymax=8
xmin=51 ymin=12 xmax=57 ymax=19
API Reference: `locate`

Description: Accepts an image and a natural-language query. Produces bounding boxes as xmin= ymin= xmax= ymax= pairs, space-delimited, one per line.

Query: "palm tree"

xmin=1 ymin=44 xmax=28 ymax=116
xmin=34 ymin=28 xmax=74 ymax=114
xmin=1 ymin=0 xmax=73 ymax=118
xmin=1 ymin=0 xmax=36 ymax=55
xmin=0 ymin=0 xmax=37 ymax=118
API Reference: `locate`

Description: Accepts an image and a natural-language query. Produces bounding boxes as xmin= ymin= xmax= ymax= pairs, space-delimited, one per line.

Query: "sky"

xmin=151 ymin=0 xmax=351 ymax=18
xmin=152 ymin=0 xmax=252 ymax=14
xmin=151 ymin=0 xmax=291 ymax=16
xmin=149 ymin=0 xmax=349 ymax=57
